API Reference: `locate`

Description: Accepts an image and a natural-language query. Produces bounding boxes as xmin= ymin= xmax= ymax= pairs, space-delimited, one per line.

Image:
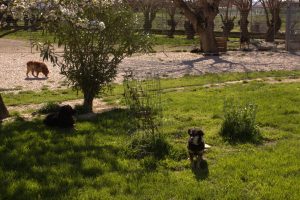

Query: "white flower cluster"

xmin=75 ymin=18 xmax=106 ymax=31
xmin=3 ymin=0 xmax=107 ymax=31
xmin=89 ymin=20 xmax=106 ymax=31
xmin=59 ymin=5 xmax=77 ymax=18
xmin=58 ymin=4 xmax=105 ymax=31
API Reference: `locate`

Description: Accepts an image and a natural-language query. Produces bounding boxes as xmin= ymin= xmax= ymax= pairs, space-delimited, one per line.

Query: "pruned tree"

xmin=128 ymin=0 xmax=162 ymax=34
xmin=233 ymin=0 xmax=252 ymax=46
xmin=259 ymin=0 xmax=283 ymax=42
xmin=184 ymin=19 xmax=195 ymax=39
xmin=164 ymin=0 xmax=178 ymax=38
xmin=173 ymin=0 xmax=221 ymax=53
xmin=0 ymin=94 xmax=9 ymax=121
xmin=220 ymin=0 xmax=236 ymax=38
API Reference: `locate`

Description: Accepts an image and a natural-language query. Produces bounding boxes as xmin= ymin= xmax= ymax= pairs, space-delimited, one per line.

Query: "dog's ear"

xmin=197 ymin=129 xmax=204 ymax=136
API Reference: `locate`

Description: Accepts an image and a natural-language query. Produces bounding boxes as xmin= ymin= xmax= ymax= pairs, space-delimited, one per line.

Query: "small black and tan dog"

xmin=187 ymin=128 xmax=205 ymax=167
xmin=43 ymin=105 xmax=76 ymax=128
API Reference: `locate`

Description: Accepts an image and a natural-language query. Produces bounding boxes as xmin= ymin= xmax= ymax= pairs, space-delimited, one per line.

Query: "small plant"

xmin=126 ymin=134 xmax=170 ymax=160
xmin=220 ymin=99 xmax=261 ymax=143
xmin=36 ymin=102 xmax=60 ymax=114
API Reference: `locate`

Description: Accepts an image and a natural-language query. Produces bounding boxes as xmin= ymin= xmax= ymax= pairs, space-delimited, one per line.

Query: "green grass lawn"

xmin=1 ymin=72 xmax=300 ymax=199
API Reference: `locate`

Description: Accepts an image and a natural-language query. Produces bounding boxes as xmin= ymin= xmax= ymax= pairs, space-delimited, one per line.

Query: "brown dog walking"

xmin=26 ymin=61 xmax=49 ymax=78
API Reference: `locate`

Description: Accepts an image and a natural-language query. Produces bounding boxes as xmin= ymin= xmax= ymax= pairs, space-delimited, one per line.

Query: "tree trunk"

xmin=167 ymin=16 xmax=177 ymax=38
xmin=143 ymin=9 xmax=156 ymax=34
xmin=221 ymin=17 xmax=235 ymax=39
xmin=184 ymin=20 xmax=195 ymax=40
xmin=83 ymin=92 xmax=94 ymax=113
xmin=265 ymin=9 xmax=281 ymax=42
xmin=0 ymin=94 xmax=9 ymax=121
xmin=239 ymin=10 xmax=250 ymax=46
xmin=173 ymin=0 xmax=219 ymax=53
xmin=199 ymin=22 xmax=218 ymax=53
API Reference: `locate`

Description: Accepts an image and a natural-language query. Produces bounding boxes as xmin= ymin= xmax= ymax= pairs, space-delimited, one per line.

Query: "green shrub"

xmin=126 ymin=134 xmax=170 ymax=160
xmin=37 ymin=102 xmax=60 ymax=114
xmin=220 ymin=99 xmax=261 ymax=143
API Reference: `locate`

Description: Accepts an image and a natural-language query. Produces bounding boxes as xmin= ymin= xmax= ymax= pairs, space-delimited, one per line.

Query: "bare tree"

xmin=173 ymin=0 xmax=221 ymax=53
xmin=128 ymin=0 xmax=162 ymax=34
xmin=233 ymin=0 xmax=252 ymax=46
xmin=0 ymin=94 xmax=9 ymax=121
xmin=259 ymin=0 xmax=282 ymax=42
xmin=165 ymin=0 xmax=178 ymax=38
xmin=220 ymin=0 xmax=236 ymax=38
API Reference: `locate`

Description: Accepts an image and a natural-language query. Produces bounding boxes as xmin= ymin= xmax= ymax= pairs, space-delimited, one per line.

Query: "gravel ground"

xmin=1 ymin=38 xmax=300 ymax=92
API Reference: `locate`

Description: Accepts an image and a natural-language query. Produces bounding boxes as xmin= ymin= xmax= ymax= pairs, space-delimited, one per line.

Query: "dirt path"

xmin=1 ymin=38 xmax=300 ymax=92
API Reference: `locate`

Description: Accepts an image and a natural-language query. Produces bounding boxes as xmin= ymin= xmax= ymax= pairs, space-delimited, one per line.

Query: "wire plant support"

xmin=123 ymin=70 xmax=163 ymax=137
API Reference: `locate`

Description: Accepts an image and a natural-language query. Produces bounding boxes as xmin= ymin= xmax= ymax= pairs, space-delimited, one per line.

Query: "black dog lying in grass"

xmin=188 ymin=128 xmax=205 ymax=168
xmin=43 ymin=105 xmax=76 ymax=128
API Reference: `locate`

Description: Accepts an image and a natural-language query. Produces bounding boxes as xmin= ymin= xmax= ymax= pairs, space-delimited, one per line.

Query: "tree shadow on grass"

xmin=191 ymin=160 xmax=209 ymax=181
xmin=76 ymin=108 xmax=134 ymax=136
xmin=0 ymin=109 xmax=133 ymax=199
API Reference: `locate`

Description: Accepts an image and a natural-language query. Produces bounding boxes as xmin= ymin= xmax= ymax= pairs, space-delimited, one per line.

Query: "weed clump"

xmin=126 ymin=134 xmax=170 ymax=160
xmin=220 ymin=99 xmax=261 ymax=143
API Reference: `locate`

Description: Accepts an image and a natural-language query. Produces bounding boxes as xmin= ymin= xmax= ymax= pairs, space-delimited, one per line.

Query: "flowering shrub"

xmin=24 ymin=0 xmax=152 ymax=112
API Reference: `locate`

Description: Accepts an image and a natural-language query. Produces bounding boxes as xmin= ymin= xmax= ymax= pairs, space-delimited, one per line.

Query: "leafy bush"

xmin=36 ymin=102 xmax=60 ymax=114
xmin=220 ymin=99 xmax=261 ymax=143
xmin=126 ymin=134 xmax=170 ymax=160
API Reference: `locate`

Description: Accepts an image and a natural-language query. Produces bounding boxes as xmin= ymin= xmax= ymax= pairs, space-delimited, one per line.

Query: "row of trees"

xmin=223 ymin=0 xmax=283 ymax=43
xmin=126 ymin=0 xmax=284 ymax=51
xmin=1 ymin=0 xmax=285 ymax=43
